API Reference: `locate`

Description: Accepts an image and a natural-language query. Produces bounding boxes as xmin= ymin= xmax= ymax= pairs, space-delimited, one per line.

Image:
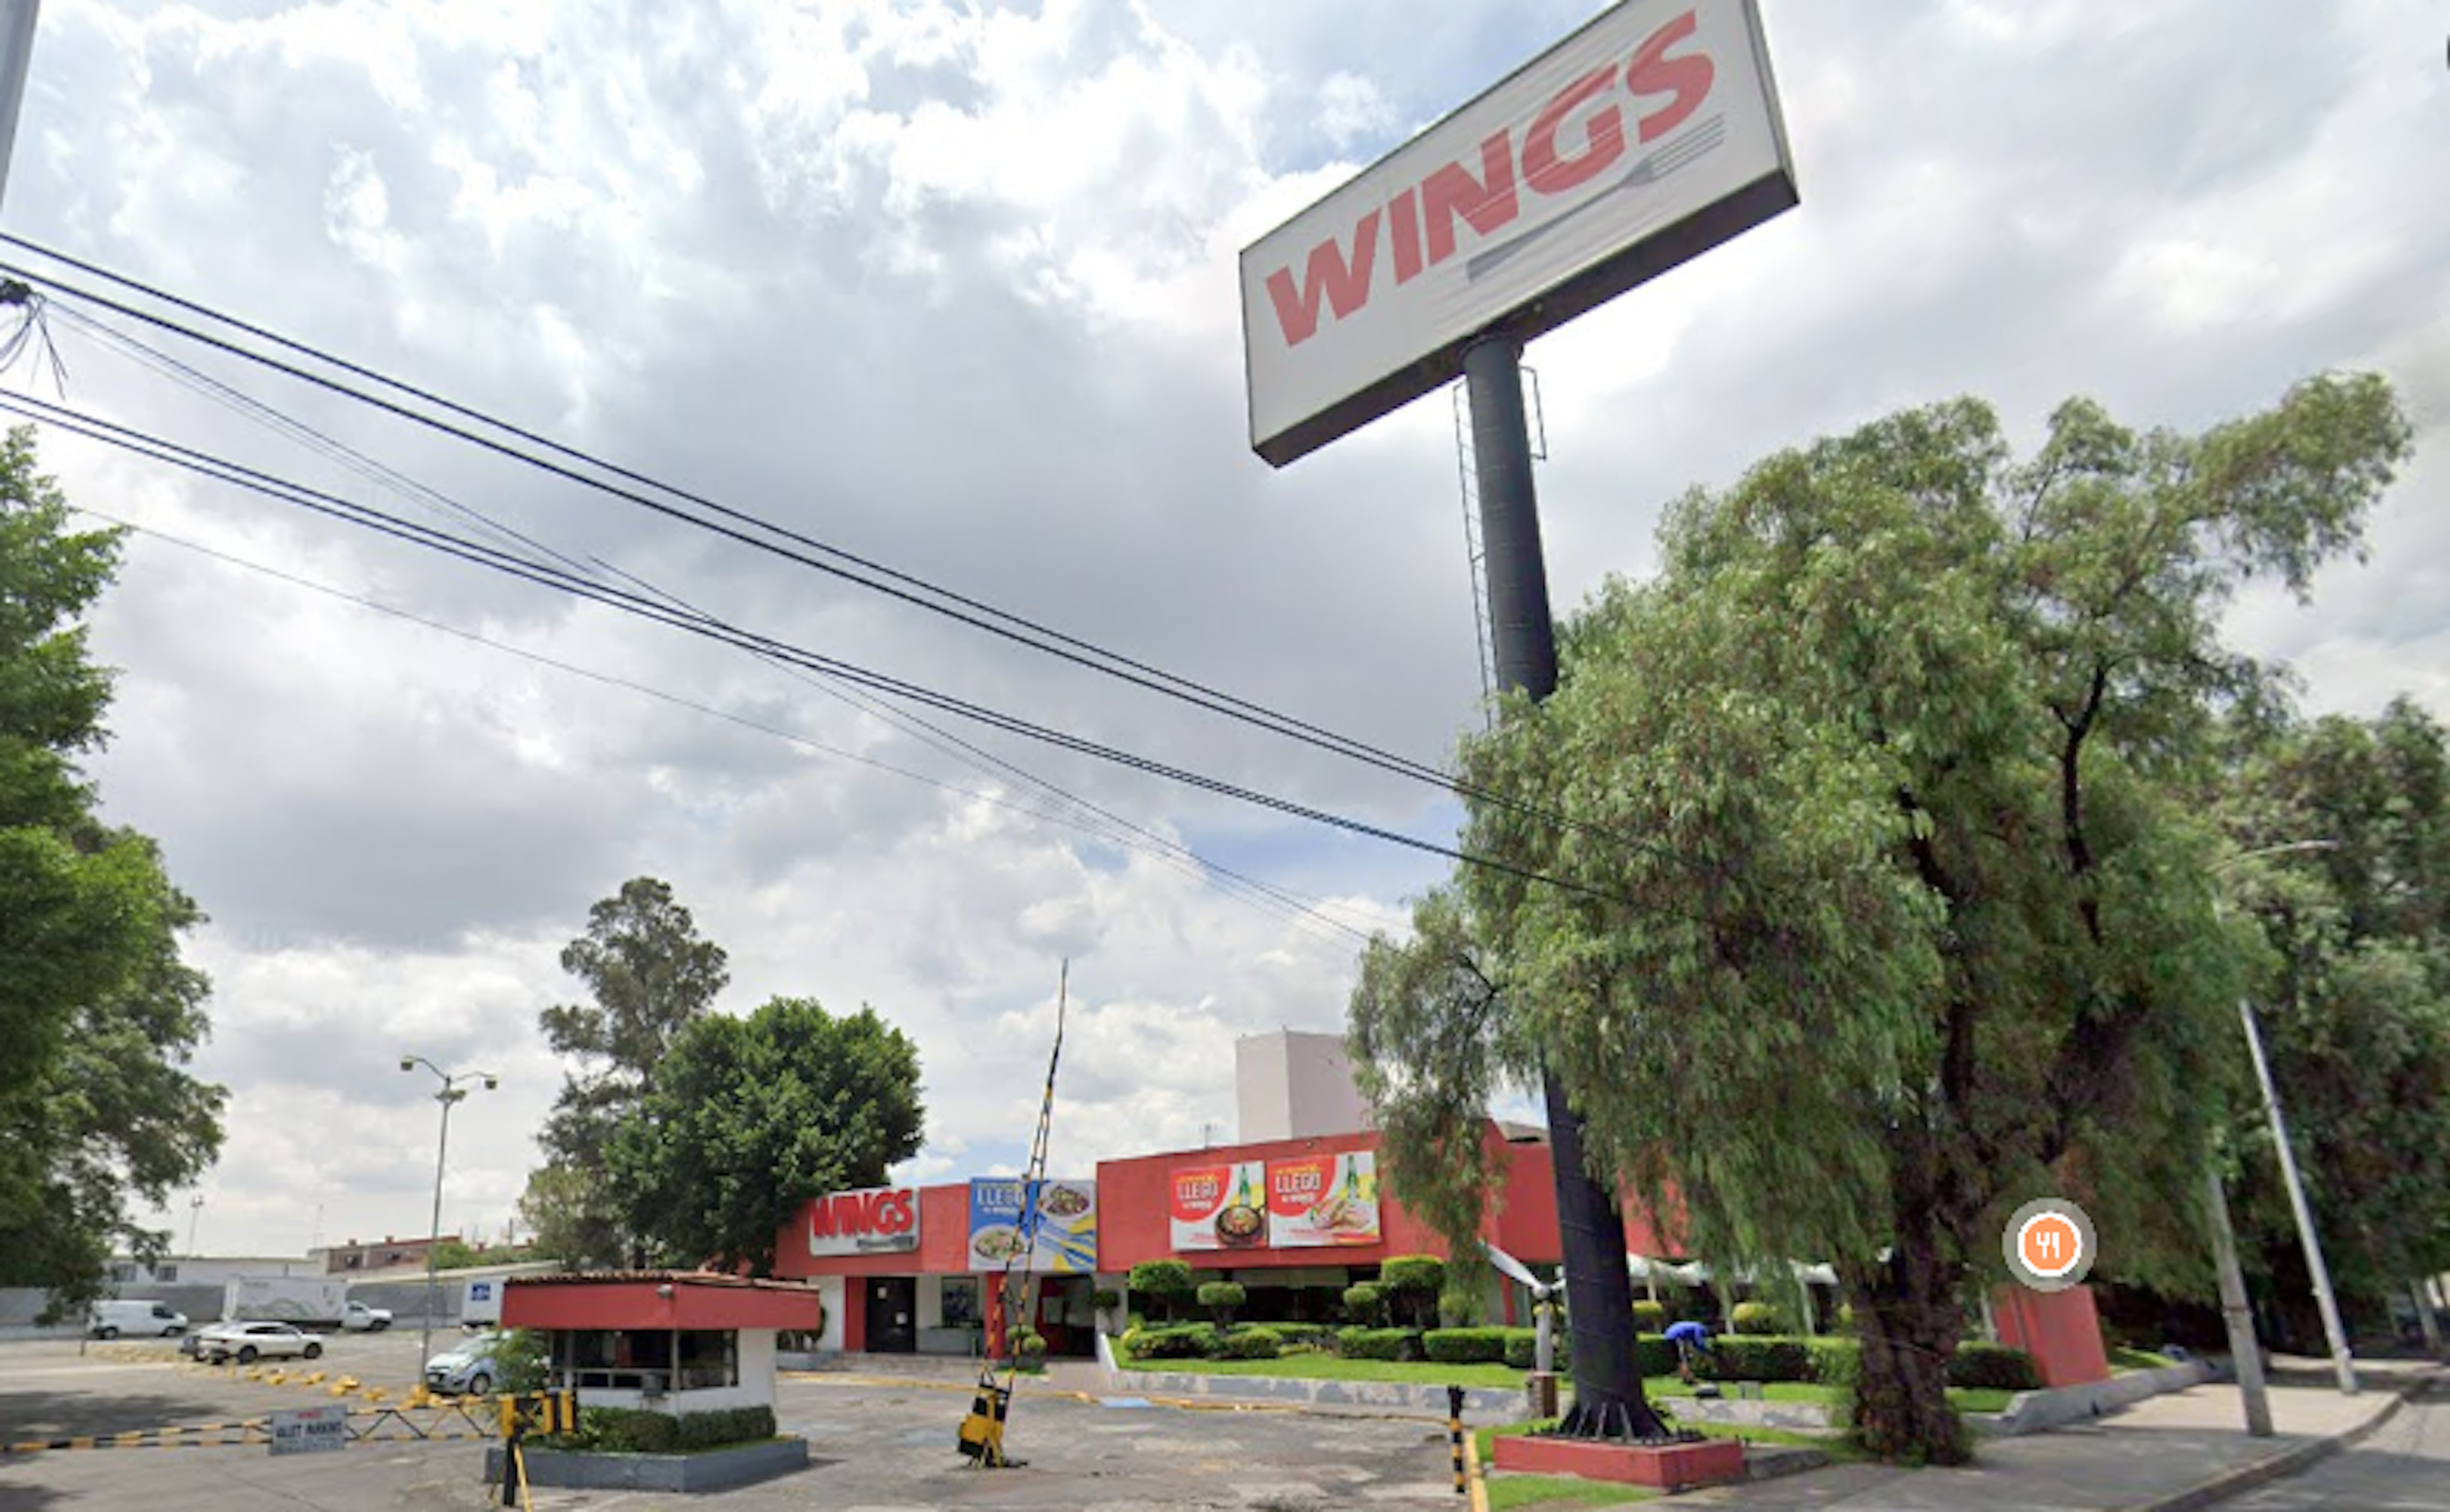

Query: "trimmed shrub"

xmin=1501 ymin=1328 xmax=1570 ymax=1371
xmin=1631 ymin=1300 xmax=1668 ymax=1333
xmin=1342 ymin=1282 xmax=1388 ymax=1326
xmin=1806 ymin=1337 xmax=1862 ymax=1387
xmin=1335 ymin=1326 xmax=1425 ymax=1361
xmin=1129 ymin=1261 xmax=1196 ymax=1322
xmin=1712 ymin=1336 xmax=1813 ymax=1382
xmin=1214 ymin=1326 xmax=1282 ymax=1361
xmin=674 ymin=1405 xmax=779 ymax=1451
xmin=560 ymin=1405 xmax=778 ymax=1455
xmin=1196 ymin=1281 xmax=1247 ymax=1326
xmin=1729 ymin=1301 xmax=1788 ymax=1336
xmin=1835 ymin=1303 xmax=1857 ymax=1332
xmin=1379 ymin=1257 xmax=1446 ymax=1328
xmin=1123 ymin=1323 xmax=1220 ymax=1361
xmin=1948 ymin=1343 xmax=2042 ymax=1393
xmin=1092 ymin=1288 xmax=1122 ymax=1311
xmin=1269 ymin=1323 xmax=1338 ymax=1350
xmin=1423 ymin=1328 xmax=1509 ymax=1365
xmin=1635 ymin=1334 xmax=1682 ymax=1379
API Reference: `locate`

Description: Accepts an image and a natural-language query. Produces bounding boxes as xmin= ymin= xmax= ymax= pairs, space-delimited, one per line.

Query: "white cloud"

xmin=1 ymin=0 xmax=2431 ymax=1261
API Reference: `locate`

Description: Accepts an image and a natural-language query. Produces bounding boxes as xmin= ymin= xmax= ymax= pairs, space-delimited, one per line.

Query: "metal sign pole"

xmin=0 ymin=0 xmax=37 ymax=214
xmin=1462 ymin=330 xmax=1665 ymax=1442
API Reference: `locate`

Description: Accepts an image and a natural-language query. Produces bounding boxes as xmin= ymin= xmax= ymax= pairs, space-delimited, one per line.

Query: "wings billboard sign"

xmin=1239 ymin=0 xmax=1796 ymax=466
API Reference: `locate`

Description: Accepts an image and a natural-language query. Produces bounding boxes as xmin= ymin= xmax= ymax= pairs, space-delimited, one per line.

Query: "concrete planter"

xmin=1973 ymin=1358 xmax=2216 ymax=1437
xmin=483 ymin=1436 xmax=810 ymax=1493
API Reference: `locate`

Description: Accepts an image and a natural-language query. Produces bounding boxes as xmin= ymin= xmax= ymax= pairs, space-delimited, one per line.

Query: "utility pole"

xmin=2238 ymin=997 xmax=2357 ymax=1395
xmin=1463 ymin=329 xmax=1665 ymax=1442
xmin=2212 ymin=840 xmax=2357 ymax=1398
xmin=0 ymin=1 xmax=37 ymax=212
xmin=2202 ymin=1166 xmax=2273 ymax=1435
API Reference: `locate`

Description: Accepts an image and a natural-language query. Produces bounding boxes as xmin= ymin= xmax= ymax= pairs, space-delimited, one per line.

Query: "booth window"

xmin=676 ymin=1330 xmax=739 ymax=1390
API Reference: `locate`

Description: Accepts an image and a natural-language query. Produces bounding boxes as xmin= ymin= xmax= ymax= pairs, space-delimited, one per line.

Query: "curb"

xmin=2125 ymin=1372 xmax=2432 ymax=1512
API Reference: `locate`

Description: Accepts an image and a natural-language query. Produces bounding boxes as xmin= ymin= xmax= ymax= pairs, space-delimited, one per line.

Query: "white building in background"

xmin=105 ymin=1255 xmax=318 ymax=1288
xmin=1235 ymin=1030 xmax=1371 ymax=1143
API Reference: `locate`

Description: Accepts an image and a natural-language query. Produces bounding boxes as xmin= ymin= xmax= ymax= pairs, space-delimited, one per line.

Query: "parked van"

xmin=89 ymin=1299 xmax=189 ymax=1338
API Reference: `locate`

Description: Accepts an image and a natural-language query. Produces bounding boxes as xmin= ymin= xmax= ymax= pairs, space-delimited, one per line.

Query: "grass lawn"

xmin=1485 ymin=1474 xmax=1657 ymax=1509
xmin=2109 ymin=1347 xmax=2178 ymax=1372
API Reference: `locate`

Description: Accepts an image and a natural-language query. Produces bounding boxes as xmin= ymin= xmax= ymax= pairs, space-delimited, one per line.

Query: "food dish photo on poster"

xmin=967 ymin=1177 xmax=1100 ymax=1273
xmin=1171 ymin=1160 xmax=1269 ymax=1252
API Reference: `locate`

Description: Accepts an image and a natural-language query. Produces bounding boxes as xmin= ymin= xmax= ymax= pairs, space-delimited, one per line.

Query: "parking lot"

xmin=0 ymin=1338 xmax=1471 ymax=1511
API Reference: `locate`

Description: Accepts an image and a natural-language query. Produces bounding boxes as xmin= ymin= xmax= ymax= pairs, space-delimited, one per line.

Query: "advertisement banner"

xmin=967 ymin=1178 xmax=1099 ymax=1274
xmin=806 ymin=1186 xmax=921 ymax=1258
xmin=1268 ymin=1151 xmax=1383 ymax=1247
xmin=1169 ymin=1160 xmax=1268 ymax=1252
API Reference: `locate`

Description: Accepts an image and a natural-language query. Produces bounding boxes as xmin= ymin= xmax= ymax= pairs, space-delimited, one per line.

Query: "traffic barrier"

xmin=2 ymin=1393 xmax=576 ymax=1460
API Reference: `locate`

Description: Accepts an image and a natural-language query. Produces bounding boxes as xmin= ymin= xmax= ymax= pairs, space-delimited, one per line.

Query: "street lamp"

xmin=401 ymin=1055 xmax=498 ymax=1376
xmin=2209 ymin=840 xmax=2358 ymax=1407
xmin=186 ymin=1194 xmax=204 ymax=1258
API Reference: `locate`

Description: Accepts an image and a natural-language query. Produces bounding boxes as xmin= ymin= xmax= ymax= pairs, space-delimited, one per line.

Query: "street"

xmin=2222 ymin=1381 xmax=2449 ymax=1512
xmin=0 ymin=1339 xmax=1469 ymax=1511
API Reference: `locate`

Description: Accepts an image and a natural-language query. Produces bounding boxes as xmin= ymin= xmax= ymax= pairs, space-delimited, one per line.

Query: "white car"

xmin=192 ymin=1321 xmax=328 ymax=1365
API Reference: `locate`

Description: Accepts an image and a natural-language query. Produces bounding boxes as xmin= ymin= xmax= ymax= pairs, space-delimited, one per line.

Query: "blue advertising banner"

xmin=967 ymin=1178 xmax=1098 ymax=1274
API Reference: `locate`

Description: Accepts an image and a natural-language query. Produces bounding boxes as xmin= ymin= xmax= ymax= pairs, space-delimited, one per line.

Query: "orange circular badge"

xmin=2003 ymin=1199 xmax=2096 ymax=1292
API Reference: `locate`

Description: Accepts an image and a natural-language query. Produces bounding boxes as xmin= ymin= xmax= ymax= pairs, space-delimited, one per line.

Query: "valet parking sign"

xmin=1239 ymin=0 xmax=1798 ymax=466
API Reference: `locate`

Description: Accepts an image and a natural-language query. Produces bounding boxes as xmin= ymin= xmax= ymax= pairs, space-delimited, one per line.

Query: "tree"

xmin=1350 ymin=374 xmax=2412 ymax=1462
xmin=529 ymin=877 xmax=729 ymax=1266
xmin=0 ymin=426 xmax=225 ymax=1313
xmin=608 ymin=996 xmax=923 ymax=1273
xmin=516 ymin=1162 xmax=618 ymax=1271
xmin=2218 ymin=699 xmax=2450 ymax=1341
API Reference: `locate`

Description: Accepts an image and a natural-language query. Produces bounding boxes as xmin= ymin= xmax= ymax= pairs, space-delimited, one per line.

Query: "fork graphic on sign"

xmin=1465 ymin=115 xmax=1729 ymax=283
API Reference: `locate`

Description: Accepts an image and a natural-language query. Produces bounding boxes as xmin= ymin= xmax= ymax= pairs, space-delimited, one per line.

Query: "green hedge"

xmin=1335 ymin=1326 xmax=1425 ymax=1361
xmin=1423 ymin=1328 xmax=1510 ymax=1364
xmin=1729 ymin=1301 xmax=1788 ymax=1335
xmin=1806 ymin=1338 xmax=1861 ymax=1386
xmin=1268 ymin=1323 xmax=1339 ymax=1350
xmin=556 ymin=1405 xmax=778 ymax=1455
xmin=1214 ymin=1326 xmax=1281 ymax=1361
xmin=1342 ymin=1282 xmax=1386 ymax=1326
xmin=1502 ymin=1328 xmax=1571 ymax=1371
xmin=1711 ymin=1337 xmax=1813 ymax=1382
xmin=1122 ymin=1323 xmax=1220 ymax=1361
xmin=1630 ymin=1301 xmax=1668 ymax=1332
xmin=1947 ymin=1343 xmax=2041 ymax=1392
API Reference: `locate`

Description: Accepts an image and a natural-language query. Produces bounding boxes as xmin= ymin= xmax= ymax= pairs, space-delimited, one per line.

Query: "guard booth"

xmin=501 ymin=1273 xmax=826 ymax=1414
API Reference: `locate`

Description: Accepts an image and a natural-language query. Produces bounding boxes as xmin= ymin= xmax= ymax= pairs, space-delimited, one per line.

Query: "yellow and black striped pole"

xmin=1446 ymin=1384 xmax=1467 ymax=1495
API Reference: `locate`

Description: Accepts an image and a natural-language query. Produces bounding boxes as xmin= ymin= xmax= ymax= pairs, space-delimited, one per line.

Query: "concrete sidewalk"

xmin=1681 ymin=1362 xmax=2439 ymax=1512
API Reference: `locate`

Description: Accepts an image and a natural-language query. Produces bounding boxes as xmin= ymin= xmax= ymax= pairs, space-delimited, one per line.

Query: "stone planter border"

xmin=482 ymin=1435 xmax=810 ymax=1493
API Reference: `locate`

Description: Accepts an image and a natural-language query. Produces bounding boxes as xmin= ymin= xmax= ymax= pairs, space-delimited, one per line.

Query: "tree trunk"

xmin=1543 ymin=1071 xmax=1674 ymax=1441
xmin=1845 ymin=1233 xmax=1971 ymax=1465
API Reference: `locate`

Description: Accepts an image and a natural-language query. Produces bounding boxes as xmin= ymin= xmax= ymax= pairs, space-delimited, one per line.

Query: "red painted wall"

xmin=502 ymin=1280 xmax=821 ymax=1332
xmin=776 ymin=1183 xmax=972 ymax=1279
xmin=1991 ymin=1284 xmax=2112 ymax=1388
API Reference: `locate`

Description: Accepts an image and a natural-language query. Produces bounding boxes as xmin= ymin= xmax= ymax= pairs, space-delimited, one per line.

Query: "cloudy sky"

xmin=4 ymin=0 xmax=2441 ymax=1260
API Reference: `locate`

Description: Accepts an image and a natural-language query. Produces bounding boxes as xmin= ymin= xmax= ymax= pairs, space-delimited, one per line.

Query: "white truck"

xmin=221 ymin=1276 xmax=392 ymax=1331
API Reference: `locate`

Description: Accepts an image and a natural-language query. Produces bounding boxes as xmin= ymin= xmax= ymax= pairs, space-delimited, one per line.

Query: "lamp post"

xmin=401 ymin=1055 xmax=497 ymax=1375
xmin=2211 ymin=840 xmax=2358 ymax=1402
xmin=186 ymin=1194 xmax=205 ymax=1258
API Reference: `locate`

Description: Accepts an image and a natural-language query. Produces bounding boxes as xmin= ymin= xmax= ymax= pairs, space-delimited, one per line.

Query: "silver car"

xmin=424 ymin=1331 xmax=507 ymax=1396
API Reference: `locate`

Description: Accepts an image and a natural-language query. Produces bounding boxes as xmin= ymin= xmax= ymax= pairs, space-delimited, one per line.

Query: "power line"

xmin=45 ymin=304 xmax=1405 ymax=942
xmin=2 ymin=387 xmax=1637 ymax=910
xmin=0 ymin=239 xmax=1480 ymax=797
xmin=77 ymin=503 xmax=1385 ymax=948
xmin=0 ymin=241 xmax=1681 ymax=878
